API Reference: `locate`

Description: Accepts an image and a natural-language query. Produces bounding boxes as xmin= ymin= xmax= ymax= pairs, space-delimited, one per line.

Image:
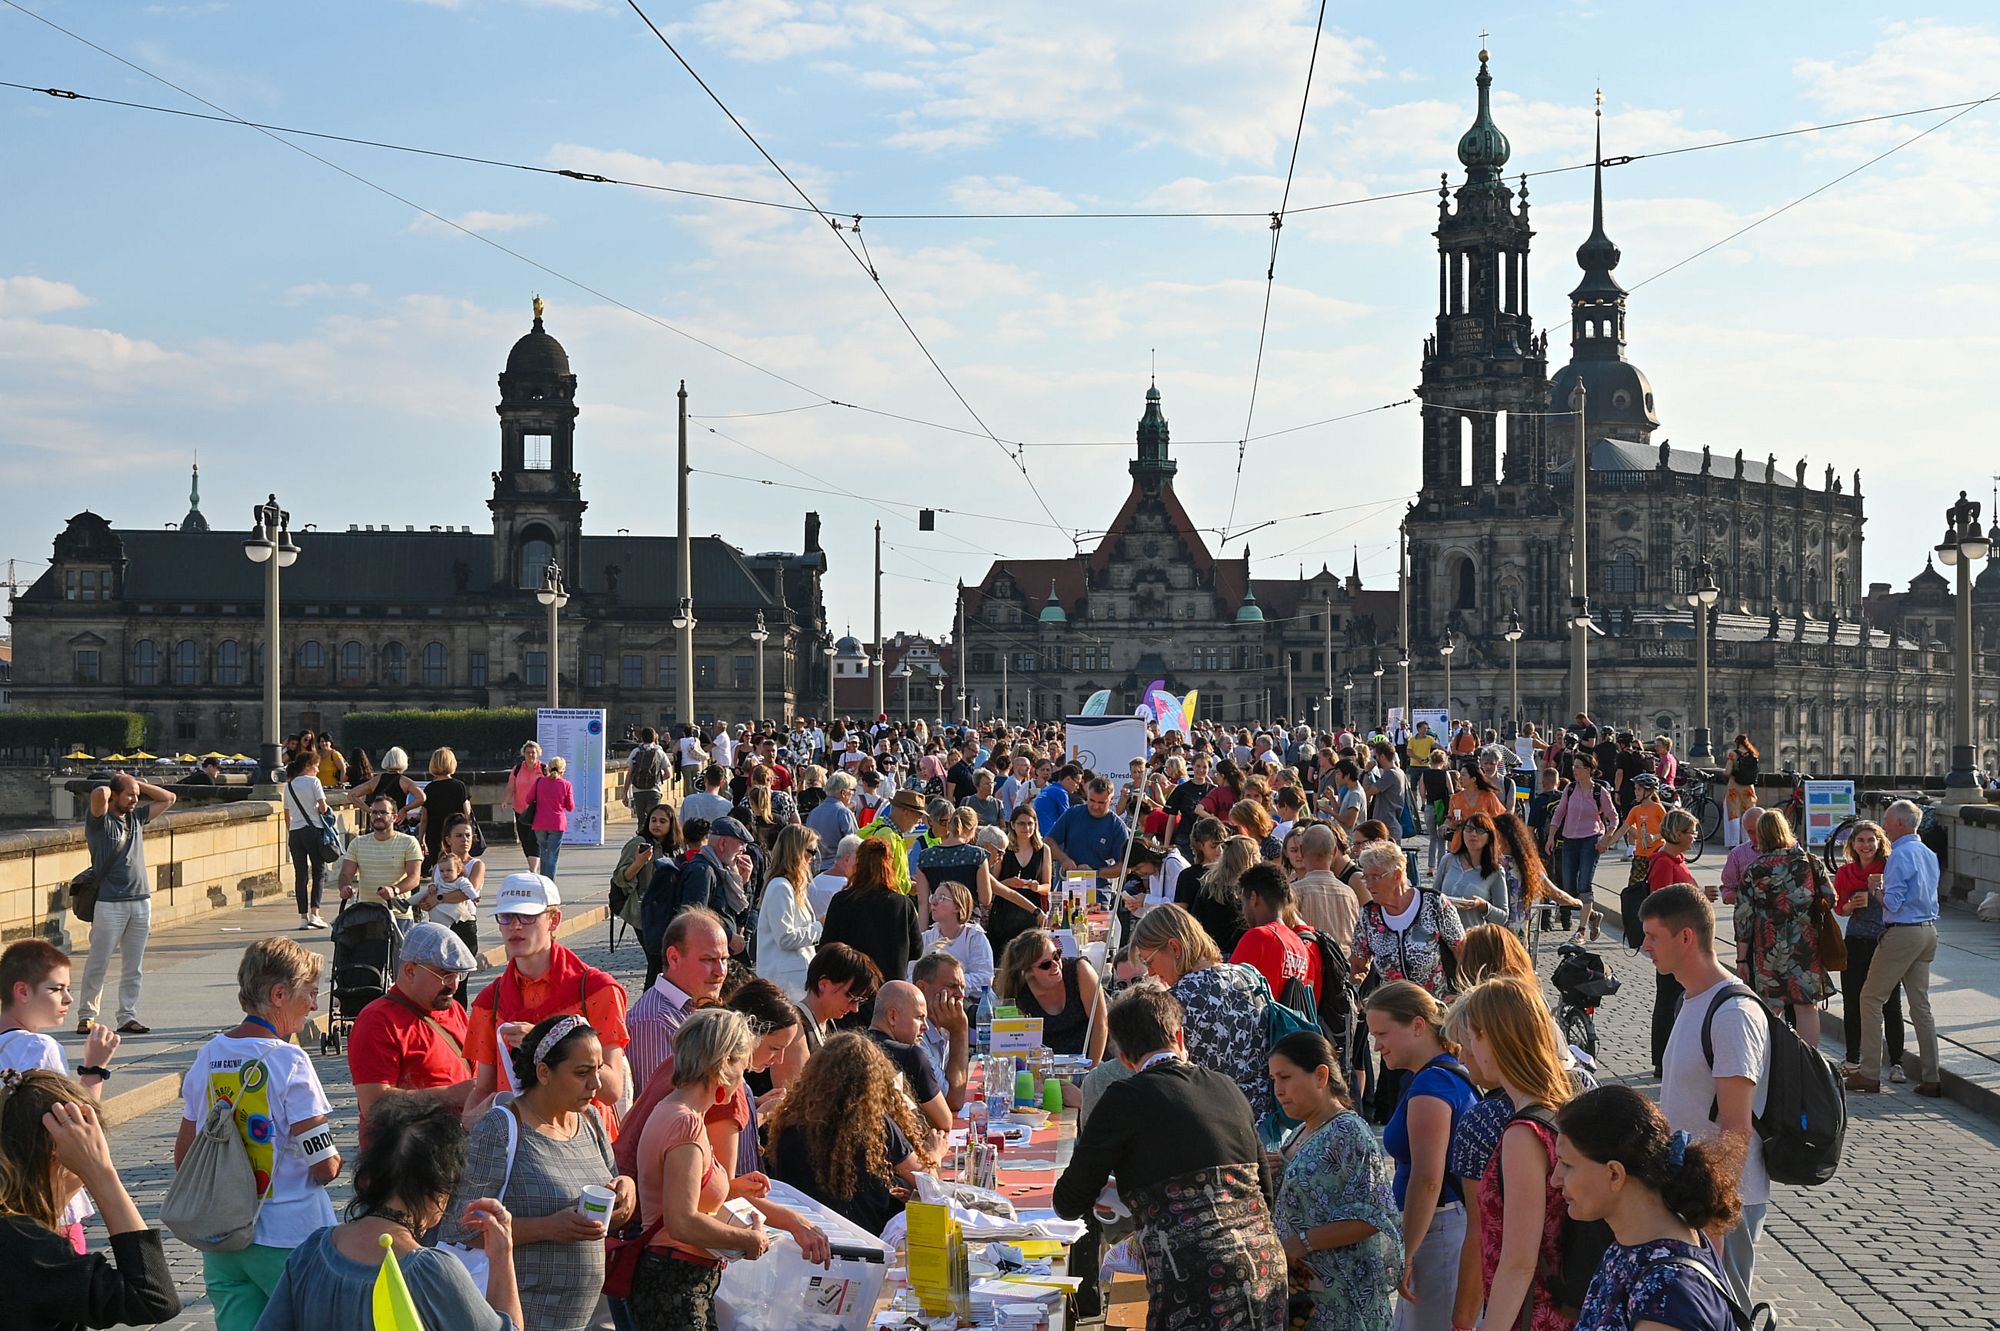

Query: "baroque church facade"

xmin=10 ymin=304 xmax=830 ymax=748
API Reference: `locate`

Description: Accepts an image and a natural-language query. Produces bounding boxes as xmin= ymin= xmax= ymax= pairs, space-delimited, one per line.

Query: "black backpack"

xmin=631 ymin=744 xmax=668 ymax=790
xmin=1699 ymin=984 xmax=1846 ymax=1187
xmin=1294 ymin=925 xmax=1357 ymax=1045
xmin=638 ymin=857 xmax=685 ymax=959
xmin=1504 ymin=1103 xmax=1616 ymax=1316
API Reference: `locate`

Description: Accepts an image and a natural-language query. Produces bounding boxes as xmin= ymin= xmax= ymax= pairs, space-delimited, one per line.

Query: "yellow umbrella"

xmin=129 ymin=750 xmax=158 ymax=761
xmin=176 ymin=754 xmax=198 ymax=763
xmin=199 ymin=751 xmax=230 ymax=760
xmin=228 ymin=753 xmax=252 ymax=762
xmin=103 ymin=753 xmax=129 ymax=762
xmin=63 ymin=751 xmax=95 ymax=760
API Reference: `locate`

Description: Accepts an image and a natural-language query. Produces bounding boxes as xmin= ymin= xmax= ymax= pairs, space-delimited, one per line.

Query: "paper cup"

xmin=577 ymin=1184 xmax=615 ymax=1222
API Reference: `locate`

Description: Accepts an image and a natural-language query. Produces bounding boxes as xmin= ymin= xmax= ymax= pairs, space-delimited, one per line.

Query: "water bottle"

xmin=967 ymin=1092 xmax=988 ymax=1159
xmin=975 ymin=987 xmax=996 ymax=1057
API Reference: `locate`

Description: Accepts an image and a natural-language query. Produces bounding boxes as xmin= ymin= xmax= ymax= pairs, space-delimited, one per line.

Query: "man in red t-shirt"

xmin=1230 ymin=864 xmax=1319 ymax=998
xmin=347 ymin=922 xmax=478 ymax=1125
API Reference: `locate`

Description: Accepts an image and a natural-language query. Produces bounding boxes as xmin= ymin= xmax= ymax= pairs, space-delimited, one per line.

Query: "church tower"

xmin=1130 ymin=379 xmax=1177 ymax=496
xmin=1416 ymin=48 xmax=1550 ymax=495
xmin=489 ymin=296 xmax=586 ymax=591
xmin=1548 ymin=98 xmax=1660 ymax=443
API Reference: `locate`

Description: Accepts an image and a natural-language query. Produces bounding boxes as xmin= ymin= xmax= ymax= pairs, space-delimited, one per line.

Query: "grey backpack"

xmin=161 ymin=1065 xmax=265 ymax=1252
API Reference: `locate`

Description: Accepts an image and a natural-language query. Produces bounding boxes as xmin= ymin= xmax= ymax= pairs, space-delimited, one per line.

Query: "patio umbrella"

xmin=63 ymin=751 xmax=95 ymax=760
xmin=199 ymin=751 xmax=230 ymax=760
xmin=103 ymin=754 xmax=129 ymax=762
xmin=129 ymin=750 xmax=158 ymax=761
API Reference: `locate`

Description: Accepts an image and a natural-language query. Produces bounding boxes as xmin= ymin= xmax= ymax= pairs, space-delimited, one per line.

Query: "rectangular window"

xmin=470 ymin=652 xmax=488 ymax=687
xmin=1329 ymin=615 xmax=1341 ymax=630
xmin=175 ymin=708 xmax=199 ymax=742
xmin=1070 ymin=648 xmax=1081 ymax=671
xmin=585 ymin=654 xmax=605 ymax=688
xmin=697 ymin=655 xmax=716 ymax=688
xmin=75 ymin=649 xmax=100 ymax=683
xmin=1083 ymin=649 xmax=1097 ymax=671
xmin=524 ymin=652 xmax=547 ymax=687
xmin=622 ymin=654 xmax=644 ymax=689
xmin=64 ymin=570 xmax=103 ymax=602
xmin=657 ymin=655 xmax=677 ymax=686
xmin=734 ymin=655 xmax=754 ymax=689
xmin=523 ymin=433 xmax=552 ymax=470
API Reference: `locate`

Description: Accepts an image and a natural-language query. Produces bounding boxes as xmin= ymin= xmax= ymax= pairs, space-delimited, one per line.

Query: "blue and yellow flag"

xmin=373 ymin=1233 xmax=427 ymax=1331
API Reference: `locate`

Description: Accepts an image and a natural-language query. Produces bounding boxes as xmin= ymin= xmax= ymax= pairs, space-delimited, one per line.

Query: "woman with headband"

xmin=444 ymin=1014 xmax=636 ymax=1331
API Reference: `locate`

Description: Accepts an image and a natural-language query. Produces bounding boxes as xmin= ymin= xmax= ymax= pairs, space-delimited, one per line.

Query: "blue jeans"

xmin=538 ymin=828 xmax=566 ymax=878
xmin=1561 ymin=838 xmax=1603 ymax=918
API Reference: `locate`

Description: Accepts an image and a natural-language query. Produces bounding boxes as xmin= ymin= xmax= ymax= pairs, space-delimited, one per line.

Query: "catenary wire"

xmin=619 ymin=0 xmax=1071 ymax=545
xmin=1222 ymin=0 xmax=1328 ymax=546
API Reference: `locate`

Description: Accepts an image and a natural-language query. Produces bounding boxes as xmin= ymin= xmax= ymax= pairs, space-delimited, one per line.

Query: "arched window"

xmin=133 ymin=639 xmax=161 ymax=686
xmin=1805 ymin=567 xmax=1822 ymax=608
xmin=299 ymin=641 xmax=326 ymax=684
xmin=1777 ymin=567 xmax=1794 ymax=606
xmin=1458 ymin=416 xmax=1473 ymax=488
xmin=381 ymin=642 xmax=407 ymax=686
xmin=173 ymin=639 xmax=201 ymax=686
xmin=1606 ymin=553 xmax=1641 ymax=594
xmin=422 ymin=642 xmax=447 ymax=687
xmin=1451 ymin=556 xmax=1476 ymax=611
xmin=216 ymin=640 xmax=243 ymax=687
xmin=339 ymin=641 xmax=367 ymax=685
xmin=1836 ymin=570 xmax=1849 ymax=614
xmin=517 ymin=524 xmax=556 ymax=591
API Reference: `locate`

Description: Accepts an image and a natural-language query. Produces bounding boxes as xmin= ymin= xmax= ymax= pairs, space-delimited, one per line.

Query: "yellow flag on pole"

xmin=373 ymin=1233 xmax=427 ymax=1331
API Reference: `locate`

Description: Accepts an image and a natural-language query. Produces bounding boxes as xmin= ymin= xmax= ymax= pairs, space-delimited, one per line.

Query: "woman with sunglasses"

xmin=995 ymin=929 xmax=1106 ymax=1061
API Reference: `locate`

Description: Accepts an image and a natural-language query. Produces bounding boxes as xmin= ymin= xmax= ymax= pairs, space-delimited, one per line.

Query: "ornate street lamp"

xmin=1371 ymin=656 xmax=1385 ymax=729
xmin=749 ymin=612 xmax=769 ymax=728
xmin=821 ymin=636 xmax=837 ymax=729
xmin=1439 ymin=629 xmax=1457 ymax=723
xmin=1342 ymin=672 xmax=1354 ymax=727
xmin=1503 ymin=610 xmax=1524 ymax=738
xmin=1936 ymin=490 xmax=1994 ymax=789
xmin=672 ymin=595 xmax=697 ymax=724
xmin=934 ymin=675 xmax=945 ymax=726
xmin=535 ymin=562 xmax=570 ymax=709
xmin=242 ymin=495 xmax=300 ymax=784
xmin=1686 ymin=561 xmax=1721 ymax=762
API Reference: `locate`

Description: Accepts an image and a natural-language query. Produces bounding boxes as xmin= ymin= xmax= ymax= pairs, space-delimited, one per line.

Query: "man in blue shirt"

xmin=1848 ymin=799 xmax=1941 ymax=1096
xmin=1048 ymin=776 xmax=1129 ymax=887
xmin=1035 ymin=764 xmax=1081 ymax=838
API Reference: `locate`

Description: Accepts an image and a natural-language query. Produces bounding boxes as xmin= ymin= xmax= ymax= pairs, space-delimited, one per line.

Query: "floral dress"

xmin=1173 ymin=963 xmax=1272 ymax=1122
xmin=1477 ymin=1116 xmax=1577 ymax=1331
xmin=1574 ymin=1237 xmax=1739 ymax=1331
xmin=1274 ymin=1111 xmax=1402 ymax=1331
xmin=1736 ymin=845 xmax=1834 ymax=1004
xmin=1351 ymin=890 xmax=1466 ymax=1000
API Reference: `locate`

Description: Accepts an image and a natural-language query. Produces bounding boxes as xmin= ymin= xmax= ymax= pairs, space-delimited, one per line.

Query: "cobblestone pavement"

xmin=102 ymin=868 xmax=2000 ymax=1330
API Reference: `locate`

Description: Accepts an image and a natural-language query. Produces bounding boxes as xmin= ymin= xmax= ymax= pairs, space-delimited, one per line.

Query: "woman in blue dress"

xmin=1552 ymin=1085 xmax=1751 ymax=1331
xmin=1268 ymin=1030 xmax=1401 ymax=1331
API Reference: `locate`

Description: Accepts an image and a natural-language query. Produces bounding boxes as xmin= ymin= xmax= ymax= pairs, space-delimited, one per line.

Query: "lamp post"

xmin=535 ymin=561 xmax=569 ymax=709
xmin=1568 ymin=380 xmax=1592 ymax=718
xmin=1371 ymin=656 xmax=1384 ymax=729
xmin=1503 ymin=610 xmax=1523 ymax=738
xmin=1686 ymin=560 xmax=1720 ymax=762
xmin=1439 ymin=629 xmax=1456 ymax=723
xmin=1342 ymin=672 xmax=1354 ymax=727
xmin=821 ymin=637 xmax=837 ymax=730
xmin=241 ymin=494 xmax=299 ymax=784
xmin=672 ymin=596 xmax=698 ymax=724
xmin=750 ymin=611 xmax=769 ymax=727
xmin=891 ymin=664 xmax=911 ymax=725
xmin=934 ymin=676 xmax=945 ymax=726
xmin=1936 ymin=489 xmax=1995 ymax=791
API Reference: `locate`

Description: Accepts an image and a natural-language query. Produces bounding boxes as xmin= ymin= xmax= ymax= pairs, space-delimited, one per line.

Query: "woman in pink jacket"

xmin=530 ymin=756 xmax=577 ymax=878
xmin=510 ymin=741 xmax=546 ymax=872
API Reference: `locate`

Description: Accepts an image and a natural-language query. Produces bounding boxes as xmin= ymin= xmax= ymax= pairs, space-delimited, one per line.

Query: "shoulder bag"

xmin=286 ymin=779 xmax=345 ymax=865
xmin=1807 ymin=854 xmax=1848 ymax=972
xmin=439 ymin=1101 xmax=520 ymax=1295
xmin=161 ymin=1058 xmax=268 ymax=1252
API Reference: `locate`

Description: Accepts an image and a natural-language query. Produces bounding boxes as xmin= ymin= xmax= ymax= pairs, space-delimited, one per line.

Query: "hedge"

xmin=0 ymin=711 xmax=149 ymax=752
xmin=339 ymin=708 xmax=537 ymax=763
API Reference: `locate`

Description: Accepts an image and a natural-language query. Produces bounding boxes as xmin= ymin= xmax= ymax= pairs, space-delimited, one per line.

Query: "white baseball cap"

xmin=493 ymin=872 xmax=561 ymax=916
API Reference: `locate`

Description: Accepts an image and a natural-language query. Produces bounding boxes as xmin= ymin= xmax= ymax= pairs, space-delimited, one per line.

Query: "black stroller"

xmin=320 ymin=900 xmax=405 ymax=1055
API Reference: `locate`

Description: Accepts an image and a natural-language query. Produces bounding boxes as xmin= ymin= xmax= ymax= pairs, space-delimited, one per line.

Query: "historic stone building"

xmin=8 ymin=304 xmax=830 ymax=748
xmin=1400 ymin=51 xmax=1992 ymax=776
xmin=956 ymin=383 xmax=1399 ymax=726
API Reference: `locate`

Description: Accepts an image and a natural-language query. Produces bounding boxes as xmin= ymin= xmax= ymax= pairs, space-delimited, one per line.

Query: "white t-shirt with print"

xmin=1659 ymin=978 xmax=1772 ymax=1205
xmin=180 ymin=1033 xmax=337 ymax=1247
xmin=0 ymin=1029 xmax=94 ymax=1226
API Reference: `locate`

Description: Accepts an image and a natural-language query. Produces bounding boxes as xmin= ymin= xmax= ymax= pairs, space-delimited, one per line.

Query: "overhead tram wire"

xmin=1221 ymin=0 xmax=1329 ymax=547
xmin=619 ymin=0 xmax=1072 ymax=547
xmin=10 ymin=72 xmax=2000 ymax=226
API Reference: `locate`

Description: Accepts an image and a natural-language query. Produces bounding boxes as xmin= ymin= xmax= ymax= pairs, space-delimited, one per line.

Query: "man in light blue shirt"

xmin=1849 ymin=800 xmax=1941 ymax=1096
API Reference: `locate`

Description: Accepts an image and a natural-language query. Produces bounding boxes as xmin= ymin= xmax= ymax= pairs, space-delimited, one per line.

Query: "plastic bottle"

xmin=975 ymin=986 xmax=995 ymax=1058
xmin=967 ymin=1090 xmax=988 ymax=1156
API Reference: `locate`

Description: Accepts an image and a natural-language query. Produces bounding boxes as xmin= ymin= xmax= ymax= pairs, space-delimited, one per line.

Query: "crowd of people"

xmin=3 ymin=709 xmax=1950 ymax=1331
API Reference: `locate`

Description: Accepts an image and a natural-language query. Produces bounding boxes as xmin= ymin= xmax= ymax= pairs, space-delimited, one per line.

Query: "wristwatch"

xmin=78 ymin=1065 xmax=112 ymax=1080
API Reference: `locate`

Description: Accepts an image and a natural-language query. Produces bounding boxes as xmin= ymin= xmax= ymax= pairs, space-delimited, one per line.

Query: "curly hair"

xmin=763 ymin=1031 xmax=921 ymax=1203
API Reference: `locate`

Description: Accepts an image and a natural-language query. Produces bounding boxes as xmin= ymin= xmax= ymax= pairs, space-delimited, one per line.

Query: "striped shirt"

xmin=627 ymin=977 xmax=694 ymax=1093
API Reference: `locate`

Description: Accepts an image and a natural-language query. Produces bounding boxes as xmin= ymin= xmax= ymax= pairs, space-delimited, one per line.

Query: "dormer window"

xmin=64 ymin=569 xmax=106 ymax=601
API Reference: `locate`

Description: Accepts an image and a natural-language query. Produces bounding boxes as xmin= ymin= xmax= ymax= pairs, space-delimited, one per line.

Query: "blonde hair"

xmin=237 ymin=937 xmax=324 ymax=1013
xmin=380 ymin=747 xmax=410 ymax=772
xmin=1128 ymin=902 xmax=1222 ymax=972
xmin=931 ymin=879 xmax=975 ymax=926
xmin=1753 ymin=809 xmax=1796 ymax=853
xmin=1205 ymin=835 xmax=1260 ymax=905
xmin=671 ymin=1008 xmax=756 ymax=1089
xmin=1842 ymin=820 xmax=1889 ymax=864
xmin=428 ymin=747 xmax=457 ymax=778
xmin=949 ymin=806 xmax=978 ymax=839
xmin=1363 ymin=980 xmax=1456 ymax=1054
xmin=768 ymin=824 xmax=815 ymax=909
xmin=546 ymin=755 xmax=567 ymax=777
xmin=1458 ymin=977 xmax=1573 ymax=1110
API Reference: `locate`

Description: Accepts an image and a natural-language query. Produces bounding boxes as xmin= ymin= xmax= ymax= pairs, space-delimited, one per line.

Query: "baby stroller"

xmin=320 ymin=899 xmax=405 ymax=1055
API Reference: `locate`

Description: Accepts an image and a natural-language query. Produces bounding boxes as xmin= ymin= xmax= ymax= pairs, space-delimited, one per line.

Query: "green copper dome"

xmin=1038 ymin=582 xmax=1068 ymax=623
xmin=1235 ymin=586 xmax=1265 ymax=623
xmin=1456 ymin=50 xmax=1511 ymax=181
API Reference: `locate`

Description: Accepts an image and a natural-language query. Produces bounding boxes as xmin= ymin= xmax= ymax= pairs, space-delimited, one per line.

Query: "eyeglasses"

xmin=1034 ymin=956 xmax=1062 ymax=972
xmin=495 ymin=913 xmax=537 ymax=928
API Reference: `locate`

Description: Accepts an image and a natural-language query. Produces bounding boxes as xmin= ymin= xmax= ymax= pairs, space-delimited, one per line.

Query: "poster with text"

xmin=537 ymin=707 xmax=608 ymax=846
xmin=1066 ymin=715 xmax=1150 ymax=797
xmin=1804 ymin=780 xmax=1856 ymax=844
xmin=1413 ymin=708 xmax=1450 ymax=739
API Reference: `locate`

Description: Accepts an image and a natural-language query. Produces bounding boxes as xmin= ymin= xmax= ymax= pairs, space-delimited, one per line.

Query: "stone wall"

xmin=1948 ymin=804 xmax=2000 ymax=910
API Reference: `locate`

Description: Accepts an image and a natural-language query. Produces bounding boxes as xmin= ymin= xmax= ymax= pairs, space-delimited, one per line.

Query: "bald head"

xmin=1299 ymin=823 xmax=1336 ymax=868
xmin=871 ymin=979 xmax=927 ymax=1044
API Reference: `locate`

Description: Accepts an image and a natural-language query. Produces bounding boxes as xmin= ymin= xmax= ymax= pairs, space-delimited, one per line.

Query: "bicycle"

xmin=1823 ymin=794 xmax=1936 ymax=876
xmin=1550 ymin=941 xmax=1620 ymax=1059
xmin=1663 ymin=768 xmax=1725 ymax=856
xmin=1773 ymin=768 xmax=1812 ymax=838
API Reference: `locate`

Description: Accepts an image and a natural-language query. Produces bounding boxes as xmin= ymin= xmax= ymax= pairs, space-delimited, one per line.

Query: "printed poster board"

xmin=990 ymin=1015 xmax=1045 ymax=1055
xmin=1412 ymin=708 xmax=1450 ymax=739
xmin=1066 ymin=714 xmax=1150 ymax=797
xmin=1804 ymin=780 xmax=1856 ymax=844
xmin=537 ymin=707 xmax=608 ymax=846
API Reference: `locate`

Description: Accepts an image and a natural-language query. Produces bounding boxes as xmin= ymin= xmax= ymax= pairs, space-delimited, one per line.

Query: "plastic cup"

xmin=576 ymin=1184 xmax=615 ymax=1223
xmin=1040 ymin=1077 xmax=1064 ymax=1114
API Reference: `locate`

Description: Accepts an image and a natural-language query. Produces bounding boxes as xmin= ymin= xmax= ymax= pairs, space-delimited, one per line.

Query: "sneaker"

xmin=307 ymin=914 xmax=329 ymax=929
xmin=299 ymin=917 xmax=313 ymax=931
xmin=1588 ymin=913 xmax=1603 ymax=943
xmin=76 ymin=1019 xmax=93 ymax=1035
xmin=1889 ymin=1065 xmax=1908 ymax=1084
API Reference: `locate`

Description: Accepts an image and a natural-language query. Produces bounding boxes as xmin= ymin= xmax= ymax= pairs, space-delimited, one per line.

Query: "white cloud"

xmin=943 ymin=176 xmax=1076 ymax=214
xmin=0 ymin=276 xmax=94 ymax=317
xmin=1795 ymin=20 xmax=2000 ymax=113
xmin=407 ymin=210 xmax=549 ymax=236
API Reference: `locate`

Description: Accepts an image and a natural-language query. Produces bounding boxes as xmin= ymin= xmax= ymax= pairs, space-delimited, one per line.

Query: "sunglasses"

xmin=1035 ymin=956 xmax=1062 ymax=972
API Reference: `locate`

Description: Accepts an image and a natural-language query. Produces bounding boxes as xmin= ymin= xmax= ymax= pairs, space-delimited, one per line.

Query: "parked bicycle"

xmin=1660 ymin=767 xmax=1724 ymax=861
xmin=1824 ymin=793 xmax=1937 ymax=876
xmin=1549 ymin=941 xmax=1620 ymax=1059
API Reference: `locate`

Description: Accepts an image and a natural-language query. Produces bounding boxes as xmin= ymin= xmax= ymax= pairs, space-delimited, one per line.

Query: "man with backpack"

xmin=625 ymin=727 xmax=670 ymax=824
xmin=1639 ymin=882 xmax=1774 ymax=1314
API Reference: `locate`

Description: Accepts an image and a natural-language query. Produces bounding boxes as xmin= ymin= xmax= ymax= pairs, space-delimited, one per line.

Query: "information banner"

xmin=1804 ymin=780 xmax=1856 ymax=844
xmin=536 ymin=707 xmax=608 ymax=847
xmin=1413 ymin=707 xmax=1450 ymax=738
xmin=1066 ymin=715 xmax=1150 ymax=796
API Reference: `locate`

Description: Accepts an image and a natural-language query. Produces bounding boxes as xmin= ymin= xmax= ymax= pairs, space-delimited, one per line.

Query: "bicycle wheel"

xmin=1559 ymin=1004 xmax=1598 ymax=1059
xmin=1695 ymin=794 xmax=1723 ymax=848
xmin=1823 ymin=816 xmax=1858 ymax=876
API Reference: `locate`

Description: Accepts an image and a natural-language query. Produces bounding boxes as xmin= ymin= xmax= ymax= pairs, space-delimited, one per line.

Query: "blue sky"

xmin=5 ymin=1 xmax=1998 ymax=638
